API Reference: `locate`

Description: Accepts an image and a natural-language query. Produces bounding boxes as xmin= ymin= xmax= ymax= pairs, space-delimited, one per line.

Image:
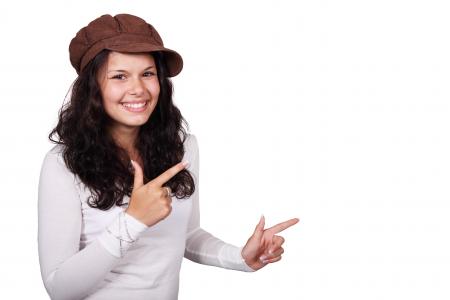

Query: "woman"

xmin=38 ymin=13 xmax=299 ymax=300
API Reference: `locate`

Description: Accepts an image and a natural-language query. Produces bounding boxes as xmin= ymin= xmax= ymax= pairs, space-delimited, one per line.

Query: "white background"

xmin=0 ymin=0 xmax=449 ymax=299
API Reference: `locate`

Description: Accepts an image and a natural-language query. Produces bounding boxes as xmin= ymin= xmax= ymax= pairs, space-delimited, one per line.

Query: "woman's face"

xmin=97 ymin=51 xmax=160 ymax=132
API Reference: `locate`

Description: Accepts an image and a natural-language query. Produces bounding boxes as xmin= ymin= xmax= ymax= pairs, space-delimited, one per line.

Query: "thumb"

xmin=253 ymin=215 xmax=265 ymax=239
xmin=130 ymin=160 xmax=144 ymax=189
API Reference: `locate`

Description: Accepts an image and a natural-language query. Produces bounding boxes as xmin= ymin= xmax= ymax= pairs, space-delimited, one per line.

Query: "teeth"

xmin=122 ymin=102 xmax=146 ymax=108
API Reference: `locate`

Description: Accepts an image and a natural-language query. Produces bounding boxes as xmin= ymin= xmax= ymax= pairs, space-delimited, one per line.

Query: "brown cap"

xmin=69 ymin=14 xmax=183 ymax=77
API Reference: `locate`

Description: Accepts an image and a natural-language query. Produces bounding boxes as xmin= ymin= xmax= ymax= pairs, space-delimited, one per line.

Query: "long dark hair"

xmin=49 ymin=49 xmax=195 ymax=210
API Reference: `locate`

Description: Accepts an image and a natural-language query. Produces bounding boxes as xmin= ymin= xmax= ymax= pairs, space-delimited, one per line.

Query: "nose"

xmin=128 ymin=77 xmax=145 ymax=96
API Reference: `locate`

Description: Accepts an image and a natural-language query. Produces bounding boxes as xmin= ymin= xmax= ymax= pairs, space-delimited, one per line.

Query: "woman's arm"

xmin=183 ymin=134 xmax=255 ymax=272
xmin=38 ymin=147 xmax=147 ymax=300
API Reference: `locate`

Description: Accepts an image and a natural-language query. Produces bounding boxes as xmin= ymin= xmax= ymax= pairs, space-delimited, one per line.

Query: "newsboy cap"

xmin=69 ymin=14 xmax=183 ymax=77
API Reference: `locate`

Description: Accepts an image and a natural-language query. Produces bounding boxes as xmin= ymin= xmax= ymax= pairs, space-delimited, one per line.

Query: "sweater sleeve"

xmin=37 ymin=146 xmax=147 ymax=300
xmin=183 ymin=135 xmax=255 ymax=272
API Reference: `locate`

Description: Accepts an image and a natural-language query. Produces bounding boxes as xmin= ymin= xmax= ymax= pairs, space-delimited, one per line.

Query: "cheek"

xmin=148 ymin=80 xmax=161 ymax=98
xmin=102 ymin=98 xmax=115 ymax=116
xmin=107 ymin=85 xmax=125 ymax=101
xmin=101 ymin=90 xmax=121 ymax=114
xmin=102 ymin=86 xmax=124 ymax=109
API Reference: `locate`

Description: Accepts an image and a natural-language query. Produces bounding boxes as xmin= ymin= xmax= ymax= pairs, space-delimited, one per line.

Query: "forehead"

xmin=106 ymin=51 xmax=155 ymax=68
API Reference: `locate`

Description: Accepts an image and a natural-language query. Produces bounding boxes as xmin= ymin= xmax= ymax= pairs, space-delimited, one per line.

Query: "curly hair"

xmin=49 ymin=49 xmax=195 ymax=210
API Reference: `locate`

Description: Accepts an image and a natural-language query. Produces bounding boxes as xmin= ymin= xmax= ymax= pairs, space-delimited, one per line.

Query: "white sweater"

xmin=38 ymin=134 xmax=254 ymax=300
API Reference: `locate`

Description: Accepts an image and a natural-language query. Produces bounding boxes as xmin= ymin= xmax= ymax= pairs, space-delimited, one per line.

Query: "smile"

xmin=121 ymin=101 xmax=149 ymax=112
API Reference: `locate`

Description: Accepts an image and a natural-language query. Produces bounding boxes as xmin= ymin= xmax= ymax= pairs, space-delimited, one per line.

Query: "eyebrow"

xmin=107 ymin=65 xmax=155 ymax=73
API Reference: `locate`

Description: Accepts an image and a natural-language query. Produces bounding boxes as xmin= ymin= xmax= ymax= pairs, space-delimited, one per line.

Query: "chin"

xmin=117 ymin=115 xmax=151 ymax=127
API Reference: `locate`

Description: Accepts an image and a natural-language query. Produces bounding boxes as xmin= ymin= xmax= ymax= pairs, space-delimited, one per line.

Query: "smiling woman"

xmin=37 ymin=13 xmax=298 ymax=300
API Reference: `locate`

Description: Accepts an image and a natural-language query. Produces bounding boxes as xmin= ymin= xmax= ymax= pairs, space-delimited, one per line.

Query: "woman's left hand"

xmin=241 ymin=216 xmax=299 ymax=271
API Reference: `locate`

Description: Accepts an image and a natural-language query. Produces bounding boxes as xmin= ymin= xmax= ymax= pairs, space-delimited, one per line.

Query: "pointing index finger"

xmin=150 ymin=161 xmax=189 ymax=187
xmin=266 ymin=218 xmax=299 ymax=235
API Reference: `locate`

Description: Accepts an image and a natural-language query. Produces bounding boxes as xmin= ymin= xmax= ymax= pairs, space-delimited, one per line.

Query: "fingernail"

xmin=262 ymin=259 xmax=269 ymax=264
xmin=268 ymin=249 xmax=273 ymax=254
xmin=182 ymin=160 xmax=190 ymax=168
xmin=260 ymin=255 xmax=268 ymax=261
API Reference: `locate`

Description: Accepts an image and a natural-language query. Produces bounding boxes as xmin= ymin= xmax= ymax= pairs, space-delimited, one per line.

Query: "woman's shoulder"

xmin=43 ymin=143 xmax=65 ymax=162
xmin=47 ymin=143 xmax=65 ymax=155
xmin=183 ymin=132 xmax=199 ymax=153
xmin=182 ymin=132 xmax=199 ymax=165
xmin=184 ymin=132 xmax=198 ymax=147
xmin=40 ymin=144 xmax=72 ymax=177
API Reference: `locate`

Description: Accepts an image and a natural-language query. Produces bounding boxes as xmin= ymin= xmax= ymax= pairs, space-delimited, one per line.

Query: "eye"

xmin=111 ymin=74 xmax=126 ymax=80
xmin=143 ymin=71 xmax=156 ymax=77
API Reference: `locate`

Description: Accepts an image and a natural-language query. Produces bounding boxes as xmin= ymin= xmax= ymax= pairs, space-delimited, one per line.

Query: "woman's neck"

xmin=109 ymin=125 xmax=140 ymax=156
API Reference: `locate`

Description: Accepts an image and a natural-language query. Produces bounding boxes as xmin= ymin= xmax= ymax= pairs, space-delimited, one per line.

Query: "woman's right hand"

xmin=125 ymin=159 xmax=189 ymax=227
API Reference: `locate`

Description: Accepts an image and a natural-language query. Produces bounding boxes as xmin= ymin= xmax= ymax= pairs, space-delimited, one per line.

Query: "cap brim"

xmin=106 ymin=43 xmax=183 ymax=77
xmin=80 ymin=41 xmax=183 ymax=77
